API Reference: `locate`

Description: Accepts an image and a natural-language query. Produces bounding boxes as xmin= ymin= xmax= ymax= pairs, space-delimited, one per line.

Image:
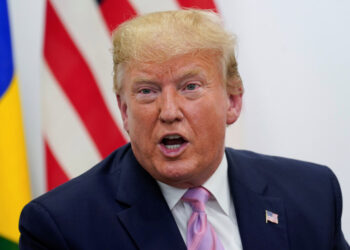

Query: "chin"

xmin=159 ymin=167 xmax=190 ymax=180
xmin=155 ymin=165 xmax=200 ymax=187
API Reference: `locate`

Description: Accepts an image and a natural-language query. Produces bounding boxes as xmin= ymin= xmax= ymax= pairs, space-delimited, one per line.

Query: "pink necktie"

xmin=182 ymin=187 xmax=225 ymax=250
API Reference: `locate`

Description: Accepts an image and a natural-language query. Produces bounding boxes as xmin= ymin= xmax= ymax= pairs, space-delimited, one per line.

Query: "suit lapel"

xmin=226 ymin=149 xmax=290 ymax=250
xmin=114 ymin=148 xmax=186 ymax=250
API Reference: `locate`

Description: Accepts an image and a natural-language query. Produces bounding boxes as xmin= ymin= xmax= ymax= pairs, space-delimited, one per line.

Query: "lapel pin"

xmin=265 ymin=210 xmax=279 ymax=224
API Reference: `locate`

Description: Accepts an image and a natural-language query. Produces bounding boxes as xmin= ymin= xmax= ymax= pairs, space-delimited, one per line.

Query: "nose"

xmin=159 ymin=87 xmax=183 ymax=123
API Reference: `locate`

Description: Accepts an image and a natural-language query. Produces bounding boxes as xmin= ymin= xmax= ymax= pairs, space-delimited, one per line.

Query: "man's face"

xmin=118 ymin=52 xmax=242 ymax=188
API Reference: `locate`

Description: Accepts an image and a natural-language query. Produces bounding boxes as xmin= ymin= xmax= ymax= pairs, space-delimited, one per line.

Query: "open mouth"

xmin=160 ymin=134 xmax=188 ymax=150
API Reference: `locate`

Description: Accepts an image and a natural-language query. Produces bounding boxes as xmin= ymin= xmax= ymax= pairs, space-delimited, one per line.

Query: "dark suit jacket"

xmin=19 ymin=144 xmax=349 ymax=249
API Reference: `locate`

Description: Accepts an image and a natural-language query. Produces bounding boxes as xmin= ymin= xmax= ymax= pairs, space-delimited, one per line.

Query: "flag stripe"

xmin=0 ymin=76 xmax=31 ymax=243
xmin=0 ymin=0 xmax=31 ymax=244
xmin=45 ymin=140 xmax=70 ymax=191
xmin=50 ymin=0 xmax=128 ymax=140
xmin=44 ymin=1 xmax=126 ymax=158
xmin=42 ymin=62 xmax=101 ymax=177
xmin=98 ymin=0 xmax=137 ymax=33
xmin=176 ymin=0 xmax=218 ymax=11
xmin=0 ymin=236 xmax=18 ymax=250
xmin=0 ymin=0 xmax=13 ymax=98
xmin=129 ymin=0 xmax=179 ymax=14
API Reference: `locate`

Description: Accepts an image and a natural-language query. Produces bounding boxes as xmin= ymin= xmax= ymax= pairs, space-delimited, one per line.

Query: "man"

xmin=19 ymin=9 xmax=349 ymax=250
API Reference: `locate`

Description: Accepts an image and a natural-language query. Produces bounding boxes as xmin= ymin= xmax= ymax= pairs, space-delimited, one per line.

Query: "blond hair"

xmin=112 ymin=9 xmax=243 ymax=94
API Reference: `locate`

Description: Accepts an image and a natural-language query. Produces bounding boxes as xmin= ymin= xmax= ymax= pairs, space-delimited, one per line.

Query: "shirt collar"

xmin=157 ymin=152 xmax=230 ymax=215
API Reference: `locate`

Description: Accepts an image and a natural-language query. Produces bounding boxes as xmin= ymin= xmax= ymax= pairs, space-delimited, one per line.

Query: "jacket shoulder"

xmin=21 ymin=143 xmax=133 ymax=227
xmin=19 ymin=144 xmax=141 ymax=249
xmin=225 ymin=147 xmax=334 ymax=180
xmin=224 ymin=147 xmax=340 ymax=200
xmin=34 ymin=144 xmax=131 ymax=204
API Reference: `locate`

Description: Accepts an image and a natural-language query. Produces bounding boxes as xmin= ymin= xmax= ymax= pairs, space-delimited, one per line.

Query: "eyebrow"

xmin=174 ymin=69 xmax=203 ymax=84
xmin=133 ymin=78 xmax=158 ymax=84
xmin=131 ymin=68 xmax=204 ymax=86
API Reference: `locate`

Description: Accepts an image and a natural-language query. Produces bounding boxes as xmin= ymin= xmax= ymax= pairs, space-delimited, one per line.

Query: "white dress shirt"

xmin=157 ymin=153 xmax=243 ymax=250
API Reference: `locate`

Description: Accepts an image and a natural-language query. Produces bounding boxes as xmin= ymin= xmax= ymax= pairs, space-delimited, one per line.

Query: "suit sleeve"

xmin=329 ymin=169 xmax=350 ymax=250
xmin=19 ymin=201 xmax=69 ymax=250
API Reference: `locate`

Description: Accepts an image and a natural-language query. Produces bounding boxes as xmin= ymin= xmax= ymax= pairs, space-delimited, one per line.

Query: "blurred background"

xmin=2 ymin=0 xmax=349 ymax=247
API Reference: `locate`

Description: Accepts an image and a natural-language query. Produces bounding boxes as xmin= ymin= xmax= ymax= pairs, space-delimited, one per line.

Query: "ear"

xmin=117 ymin=94 xmax=129 ymax=133
xmin=226 ymin=92 xmax=242 ymax=125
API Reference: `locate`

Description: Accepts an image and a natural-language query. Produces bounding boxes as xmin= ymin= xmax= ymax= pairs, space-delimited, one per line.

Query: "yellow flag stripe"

xmin=0 ymin=75 xmax=31 ymax=243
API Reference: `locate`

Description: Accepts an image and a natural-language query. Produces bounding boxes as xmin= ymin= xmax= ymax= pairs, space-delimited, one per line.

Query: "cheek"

xmin=190 ymin=96 xmax=228 ymax=129
xmin=127 ymin=105 xmax=158 ymax=141
xmin=187 ymin=104 xmax=227 ymax=152
xmin=195 ymin=99 xmax=228 ymax=144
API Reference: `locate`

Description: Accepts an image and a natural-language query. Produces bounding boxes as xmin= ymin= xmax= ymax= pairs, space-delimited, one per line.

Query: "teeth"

xmin=165 ymin=144 xmax=181 ymax=149
xmin=164 ymin=135 xmax=181 ymax=139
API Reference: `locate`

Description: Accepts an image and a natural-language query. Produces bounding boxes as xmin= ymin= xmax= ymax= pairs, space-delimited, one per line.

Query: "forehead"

xmin=125 ymin=52 xmax=222 ymax=82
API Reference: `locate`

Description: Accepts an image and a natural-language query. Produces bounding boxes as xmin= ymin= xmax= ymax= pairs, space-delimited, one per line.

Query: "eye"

xmin=139 ymin=88 xmax=152 ymax=94
xmin=184 ymin=83 xmax=199 ymax=91
xmin=136 ymin=86 xmax=159 ymax=103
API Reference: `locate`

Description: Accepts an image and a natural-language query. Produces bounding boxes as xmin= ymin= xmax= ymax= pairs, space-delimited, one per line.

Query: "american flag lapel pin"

xmin=265 ymin=210 xmax=279 ymax=224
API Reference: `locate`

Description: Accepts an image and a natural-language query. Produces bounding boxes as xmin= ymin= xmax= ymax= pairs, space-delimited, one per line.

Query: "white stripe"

xmin=129 ymin=0 xmax=180 ymax=14
xmin=42 ymin=62 xmax=102 ymax=178
xmin=50 ymin=0 xmax=128 ymax=140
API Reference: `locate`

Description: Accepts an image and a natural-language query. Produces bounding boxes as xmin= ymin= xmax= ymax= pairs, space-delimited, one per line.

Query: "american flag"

xmin=43 ymin=0 xmax=218 ymax=191
xmin=265 ymin=210 xmax=279 ymax=224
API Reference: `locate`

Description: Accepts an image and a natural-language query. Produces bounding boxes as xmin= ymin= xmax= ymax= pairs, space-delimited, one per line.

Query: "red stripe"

xmin=44 ymin=1 xmax=126 ymax=158
xmin=99 ymin=0 xmax=137 ymax=33
xmin=45 ymin=140 xmax=70 ymax=191
xmin=176 ymin=0 xmax=218 ymax=12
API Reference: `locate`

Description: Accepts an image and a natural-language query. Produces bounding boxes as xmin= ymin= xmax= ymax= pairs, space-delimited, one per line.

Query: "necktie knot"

xmin=182 ymin=187 xmax=210 ymax=213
